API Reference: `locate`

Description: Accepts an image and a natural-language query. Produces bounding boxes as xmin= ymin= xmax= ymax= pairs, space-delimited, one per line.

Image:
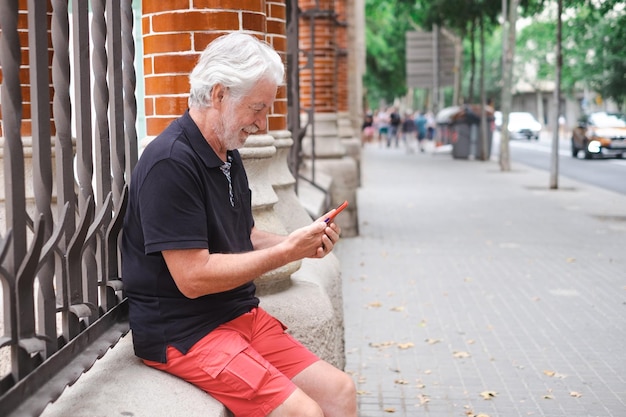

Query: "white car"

xmin=506 ymin=112 xmax=542 ymax=140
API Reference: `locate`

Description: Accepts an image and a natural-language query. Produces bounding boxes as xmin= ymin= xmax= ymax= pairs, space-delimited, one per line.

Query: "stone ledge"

xmin=40 ymin=334 xmax=231 ymax=417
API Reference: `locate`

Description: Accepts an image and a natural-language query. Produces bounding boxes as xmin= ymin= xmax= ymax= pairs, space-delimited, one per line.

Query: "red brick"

xmin=154 ymin=96 xmax=189 ymax=115
xmin=143 ymin=33 xmax=192 ymax=55
xmin=193 ymin=0 xmax=264 ymax=12
xmin=242 ymin=12 xmax=266 ymax=33
xmin=143 ymin=0 xmax=191 ymax=15
xmin=147 ymin=116 xmax=177 ymax=137
xmin=144 ymin=74 xmax=190 ymax=96
xmin=152 ymin=11 xmax=239 ymax=32
xmin=153 ymin=53 xmax=199 ymax=74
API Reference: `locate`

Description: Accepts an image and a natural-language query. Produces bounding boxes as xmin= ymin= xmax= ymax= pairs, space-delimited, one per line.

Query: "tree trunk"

xmin=499 ymin=0 xmax=519 ymax=172
xmin=479 ymin=13 xmax=488 ymax=161
xmin=549 ymin=0 xmax=563 ymax=189
xmin=468 ymin=19 xmax=476 ymax=102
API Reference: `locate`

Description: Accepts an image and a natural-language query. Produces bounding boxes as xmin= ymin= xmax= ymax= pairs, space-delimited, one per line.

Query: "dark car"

xmin=571 ymin=112 xmax=626 ymax=159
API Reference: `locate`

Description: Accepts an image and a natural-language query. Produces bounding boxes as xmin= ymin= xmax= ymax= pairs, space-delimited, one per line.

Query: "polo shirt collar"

xmin=180 ymin=109 xmax=235 ymax=169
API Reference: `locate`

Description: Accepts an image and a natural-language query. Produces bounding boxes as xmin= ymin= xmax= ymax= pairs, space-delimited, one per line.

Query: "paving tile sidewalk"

xmin=336 ymin=144 xmax=626 ymax=417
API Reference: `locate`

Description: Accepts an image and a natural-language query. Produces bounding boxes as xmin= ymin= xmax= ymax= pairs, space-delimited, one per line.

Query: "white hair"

xmin=188 ymin=32 xmax=285 ymax=108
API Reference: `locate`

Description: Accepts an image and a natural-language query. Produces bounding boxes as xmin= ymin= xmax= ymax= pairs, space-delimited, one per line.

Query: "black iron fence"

xmin=0 ymin=1 xmax=136 ymax=415
xmin=0 ymin=0 xmax=329 ymax=414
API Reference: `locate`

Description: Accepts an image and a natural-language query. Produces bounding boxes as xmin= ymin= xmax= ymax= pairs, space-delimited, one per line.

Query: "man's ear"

xmin=211 ymin=84 xmax=227 ymax=109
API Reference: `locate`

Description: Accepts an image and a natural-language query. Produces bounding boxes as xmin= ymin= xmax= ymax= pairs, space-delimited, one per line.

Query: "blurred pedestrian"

xmin=388 ymin=107 xmax=401 ymax=147
xmin=401 ymin=111 xmax=416 ymax=152
xmin=414 ymin=111 xmax=427 ymax=152
xmin=375 ymin=108 xmax=390 ymax=146
xmin=425 ymin=110 xmax=436 ymax=141
xmin=362 ymin=112 xmax=375 ymax=146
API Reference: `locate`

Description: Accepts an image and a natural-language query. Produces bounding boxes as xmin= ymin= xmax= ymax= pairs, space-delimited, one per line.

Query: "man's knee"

xmin=268 ymin=388 xmax=324 ymax=417
xmin=335 ymin=371 xmax=357 ymax=405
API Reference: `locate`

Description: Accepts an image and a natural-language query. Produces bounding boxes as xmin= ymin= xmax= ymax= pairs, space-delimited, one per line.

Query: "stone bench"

xmin=40 ymin=333 xmax=231 ymax=417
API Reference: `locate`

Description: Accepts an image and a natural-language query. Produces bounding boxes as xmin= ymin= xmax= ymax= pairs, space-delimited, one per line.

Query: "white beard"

xmin=215 ymin=107 xmax=259 ymax=150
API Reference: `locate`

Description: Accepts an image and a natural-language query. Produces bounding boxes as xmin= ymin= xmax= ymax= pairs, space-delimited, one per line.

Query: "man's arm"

xmin=250 ymin=226 xmax=287 ymax=250
xmin=162 ymin=221 xmax=340 ymax=299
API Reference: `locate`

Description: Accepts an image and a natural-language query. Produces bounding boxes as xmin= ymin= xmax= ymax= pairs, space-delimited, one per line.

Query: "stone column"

xmin=335 ymin=0 xmax=362 ymax=188
xmin=298 ymin=0 xmax=359 ymax=237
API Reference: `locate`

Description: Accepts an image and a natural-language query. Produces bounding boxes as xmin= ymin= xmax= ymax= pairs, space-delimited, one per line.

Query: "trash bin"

xmin=438 ymin=104 xmax=494 ymax=160
xmin=453 ymin=121 xmax=473 ymax=159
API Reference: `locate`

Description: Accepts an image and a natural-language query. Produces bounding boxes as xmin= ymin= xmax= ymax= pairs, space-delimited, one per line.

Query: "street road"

xmin=493 ymin=131 xmax=626 ymax=196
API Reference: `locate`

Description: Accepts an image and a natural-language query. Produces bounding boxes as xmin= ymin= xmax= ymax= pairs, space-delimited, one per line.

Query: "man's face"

xmin=215 ymin=78 xmax=278 ymax=150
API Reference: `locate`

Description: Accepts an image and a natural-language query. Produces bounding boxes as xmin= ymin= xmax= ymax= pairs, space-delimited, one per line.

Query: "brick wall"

xmin=141 ymin=0 xmax=288 ymax=137
xmin=335 ymin=0 xmax=348 ymax=113
xmin=266 ymin=1 xmax=288 ymax=131
xmin=299 ymin=0 xmax=337 ymax=113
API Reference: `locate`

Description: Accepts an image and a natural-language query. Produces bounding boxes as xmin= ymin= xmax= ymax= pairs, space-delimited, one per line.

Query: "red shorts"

xmin=143 ymin=307 xmax=319 ymax=417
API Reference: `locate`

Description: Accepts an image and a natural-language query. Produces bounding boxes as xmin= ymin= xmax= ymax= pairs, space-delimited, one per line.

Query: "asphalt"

xmin=336 ymin=138 xmax=626 ymax=417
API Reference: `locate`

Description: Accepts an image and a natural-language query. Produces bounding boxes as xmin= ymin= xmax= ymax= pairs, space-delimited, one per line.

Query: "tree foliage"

xmin=362 ymin=0 xmax=626 ymax=111
xmin=363 ymin=0 xmax=424 ymax=107
xmin=514 ymin=1 xmax=626 ymax=109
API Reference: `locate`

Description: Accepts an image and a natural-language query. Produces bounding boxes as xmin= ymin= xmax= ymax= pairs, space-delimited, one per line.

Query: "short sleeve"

xmin=139 ymin=159 xmax=208 ymax=254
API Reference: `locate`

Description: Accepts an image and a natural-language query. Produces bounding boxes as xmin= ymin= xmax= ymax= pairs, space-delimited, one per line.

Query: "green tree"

xmin=363 ymin=0 xmax=425 ymax=107
xmin=514 ymin=1 xmax=625 ymax=109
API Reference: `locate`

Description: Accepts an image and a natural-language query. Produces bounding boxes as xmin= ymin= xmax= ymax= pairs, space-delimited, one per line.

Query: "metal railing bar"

xmin=0 ymin=301 xmax=129 ymax=417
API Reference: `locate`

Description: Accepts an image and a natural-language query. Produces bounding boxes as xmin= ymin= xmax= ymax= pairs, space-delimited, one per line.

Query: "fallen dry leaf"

xmin=543 ymin=370 xmax=567 ymax=379
xmin=566 ymin=257 xmax=576 ymax=263
xmin=425 ymin=338 xmax=441 ymax=345
xmin=390 ymin=305 xmax=405 ymax=312
xmin=479 ymin=390 xmax=497 ymax=400
xmin=356 ymin=390 xmax=369 ymax=395
xmin=418 ymin=394 xmax=430 ymax=405
xmin=394 ymin=379 xmax=409 ymax=385
xmin=367 ymin=301 xmax=382 ymax=308
xmin=369 ymin=341 xmax=395 ymax=349
xmin=384 ymin=407 xmax=396 ymax=413
xmin=570 ymin=391 xmax=583 ymax=398
xmin=453 ymin=351 xmax=471 ymax=359
xmin=397 ymin=342 xmax=414 ymax=349
xmin=543 ymin=394 xmax=554 ymax=399
xmin=465 ymin=412 xmax=491 ymax=417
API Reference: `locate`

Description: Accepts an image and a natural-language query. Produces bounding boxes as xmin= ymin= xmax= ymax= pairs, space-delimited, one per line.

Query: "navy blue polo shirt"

xmin=121 ymin=110 xmax=259 ymax=363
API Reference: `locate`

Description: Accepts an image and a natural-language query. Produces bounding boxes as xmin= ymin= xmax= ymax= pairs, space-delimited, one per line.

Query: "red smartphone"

xmin=324 ymin=200 xmax=349 ymax=223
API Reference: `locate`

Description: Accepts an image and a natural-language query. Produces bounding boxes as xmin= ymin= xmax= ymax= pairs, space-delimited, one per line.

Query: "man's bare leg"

xmin=291 ymin=360 xmax=357 ymax=417
xmin=267 ymin=387 xmax=324 ymax=417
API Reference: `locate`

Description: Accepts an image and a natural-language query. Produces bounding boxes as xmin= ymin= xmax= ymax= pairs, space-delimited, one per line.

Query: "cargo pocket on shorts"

xmin=199 ymin=346 xmax=271 ymax=400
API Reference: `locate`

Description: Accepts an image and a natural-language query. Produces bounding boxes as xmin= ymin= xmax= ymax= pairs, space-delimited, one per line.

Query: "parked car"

xmin=506 ymin=112 xmax=542 ymax=140
xmin=571 ymin=112 xmax=626 ymax=159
